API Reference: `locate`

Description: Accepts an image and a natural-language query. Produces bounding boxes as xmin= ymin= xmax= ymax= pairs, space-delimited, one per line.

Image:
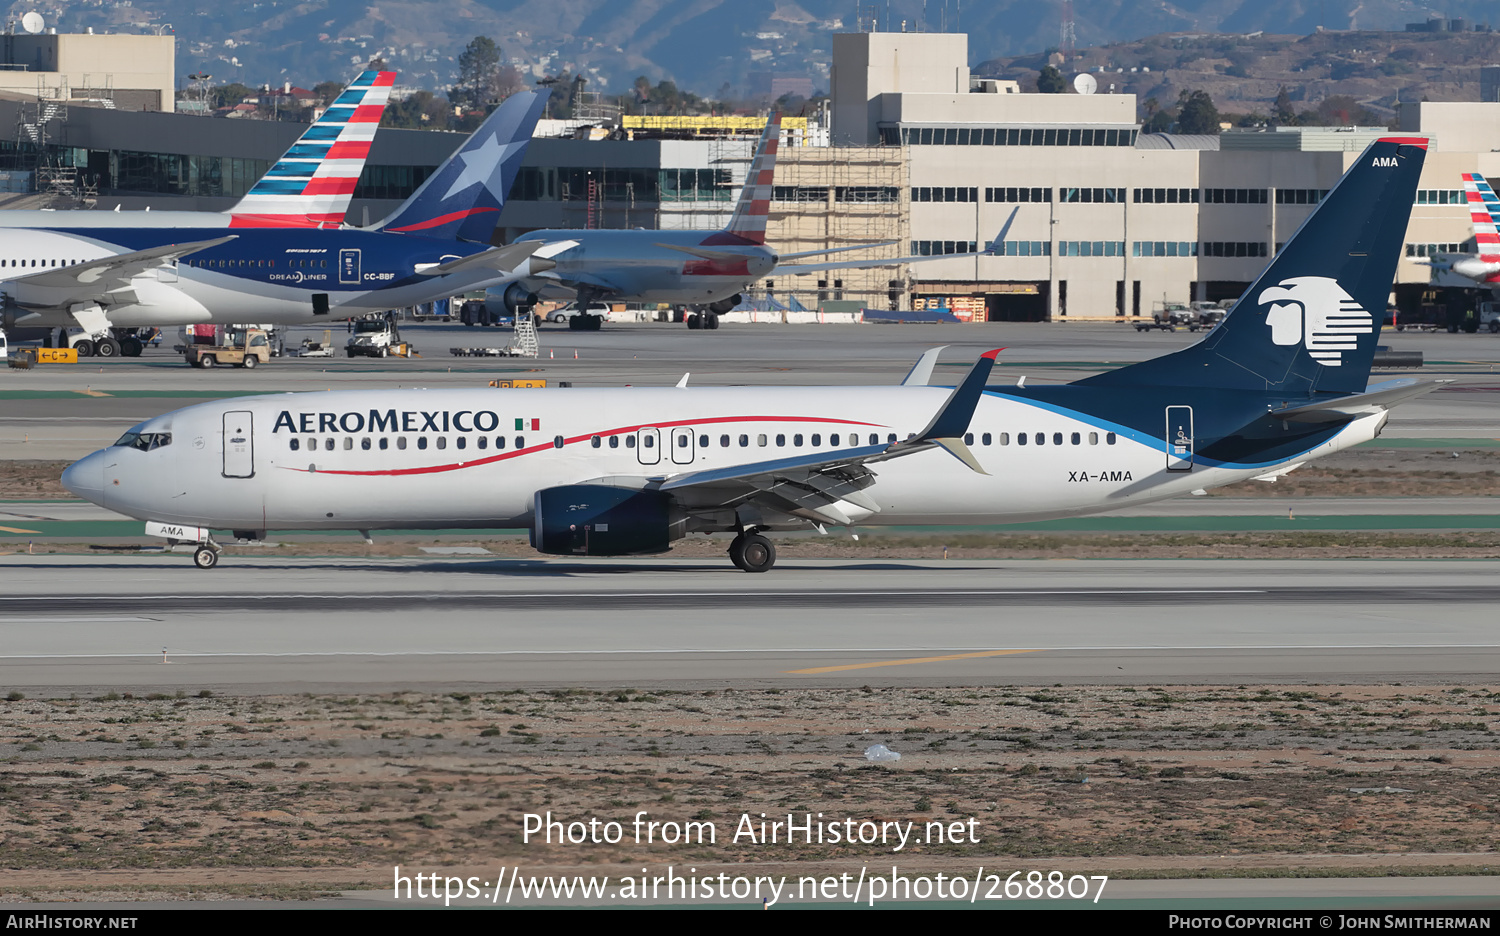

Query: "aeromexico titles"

xmin=0 ymin=90 xmax=557 ymax=351
xmin=62 ymin=137 xmax=1446 ymax=573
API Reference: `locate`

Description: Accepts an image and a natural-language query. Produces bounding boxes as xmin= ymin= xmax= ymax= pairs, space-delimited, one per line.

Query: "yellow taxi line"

xmin=785 ymin=648 xmax=1043 ymax=675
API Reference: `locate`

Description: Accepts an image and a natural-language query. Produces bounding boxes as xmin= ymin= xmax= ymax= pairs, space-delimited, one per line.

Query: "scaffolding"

xmin=761 ymin=142 xmax=910 ymax=311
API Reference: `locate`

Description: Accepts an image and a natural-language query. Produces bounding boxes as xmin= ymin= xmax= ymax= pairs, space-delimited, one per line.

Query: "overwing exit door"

xmin=1165 ymin=405 xmax=1193 ymax=471
xmin=670 ymin=427 xmax=695 ymax=465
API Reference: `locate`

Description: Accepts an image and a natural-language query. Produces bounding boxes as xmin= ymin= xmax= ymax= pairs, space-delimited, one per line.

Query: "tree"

xmin=1036 ymin=65 xmax=1066 ymax=94
xmin=456 ymin=36 xmax=500 ymax=109
xmin=1271 ymin=86 xmax=1297 ymax=126
xmin=1176 ymin=89 xmax=1220 ymax=135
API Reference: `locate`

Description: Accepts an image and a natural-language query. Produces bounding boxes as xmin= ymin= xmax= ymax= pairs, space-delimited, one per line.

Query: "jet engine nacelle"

xmin=531 ymin=484 xmax=685 ymax=556
xmin=502 ymin=282 xmax=540 ymax=313
xmin=707 ymin=294 xmax=742 ymax=315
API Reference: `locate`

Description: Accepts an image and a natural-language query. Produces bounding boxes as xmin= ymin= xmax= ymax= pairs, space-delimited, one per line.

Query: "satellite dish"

xmin=20 ymin=11 xmax=44 ymax=34
xmin=1073 ymin=73 xmax=1098 ymax=95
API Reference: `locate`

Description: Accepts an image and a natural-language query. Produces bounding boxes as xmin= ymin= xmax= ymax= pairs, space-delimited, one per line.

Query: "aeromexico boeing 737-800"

xmin=63 ymin=137 xmax=1439 ymax=572
xmin=0 ymin=91 xmax=554 ymax=355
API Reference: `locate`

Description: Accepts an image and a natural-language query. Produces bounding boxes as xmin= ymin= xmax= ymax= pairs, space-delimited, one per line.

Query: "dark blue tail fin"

xmin=1080 ymin=136 xmax=1428 ymax=396
xmin=374 ymin=90 xmax=548 ymax=242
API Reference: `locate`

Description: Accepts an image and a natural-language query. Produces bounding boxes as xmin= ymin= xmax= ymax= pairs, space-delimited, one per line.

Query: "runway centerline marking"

xmin=787 ymin=649 xmax=1045 ymax=674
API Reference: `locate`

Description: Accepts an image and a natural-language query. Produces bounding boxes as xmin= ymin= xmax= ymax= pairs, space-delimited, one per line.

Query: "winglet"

xmin=900 ymin=346 xmax=948 ymax=386
xmin=914 ymin=349 xmax=1001 ymax=441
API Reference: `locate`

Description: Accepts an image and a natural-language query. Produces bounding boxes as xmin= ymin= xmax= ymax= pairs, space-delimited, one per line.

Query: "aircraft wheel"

xmin=705 ymin=313 xmax=720 ymax=330
xmin=193 ymin=546 xmax=219 ymax=570
xmin=121 ymin=336 xmax=144 ymax=357
xmin=95 ymin=337 xmax=120 ymax=357
xmin=737 ymin=533 xmax=775 ymax=573
xmin=687 ymin=313 xmax=701 ymax=330
xmin=75 ymin=340 xmax=95 ymax=357
xmin=242 ymin=355 xmax=257 ymax=369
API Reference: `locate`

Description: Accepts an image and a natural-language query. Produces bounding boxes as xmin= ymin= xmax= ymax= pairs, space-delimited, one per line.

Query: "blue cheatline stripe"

xmin=978 ymin=390 xmax=1350 ymax=471
xmin=331 ymin=89 xmax=368 ymax=106
xmin=300 ymin=125 xmax=344 ymax=140
xmin=263 ymin=166 xmax=315 ymax=178
xmin=321 ymin=106 xmax=355 ymax=122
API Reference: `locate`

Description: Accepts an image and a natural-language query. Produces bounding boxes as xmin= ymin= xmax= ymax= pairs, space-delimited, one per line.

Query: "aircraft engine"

xmin=531 ymin=485 xmax=685 ymax=556
xmin=707 ymin=294 xmax=742 ymax=314
xmin=502 ymin=282 xmax=540 ymax=313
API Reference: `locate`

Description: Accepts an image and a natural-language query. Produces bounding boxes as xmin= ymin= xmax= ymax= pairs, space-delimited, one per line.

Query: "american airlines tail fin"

xmin=1462 ymin=172 xmax=1500 ymax=260
xmin=708 ymin=114 xmax=780 ymax=246
xmin=374 ymin=90 xmax=548 ymax=242
xmin=229 ymin=70 xmax=396 ymax=228
xmin=1079 ymin=136 xmax=1428 ymax=397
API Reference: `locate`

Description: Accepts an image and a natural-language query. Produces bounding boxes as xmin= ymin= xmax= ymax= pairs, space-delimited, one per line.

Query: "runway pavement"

xmin=1 ymin=556 xmax=1496 ymax=692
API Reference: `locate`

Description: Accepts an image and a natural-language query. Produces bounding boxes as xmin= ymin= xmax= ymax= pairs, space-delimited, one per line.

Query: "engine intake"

xmin=532 ymin=485 xmax=684 ymax=556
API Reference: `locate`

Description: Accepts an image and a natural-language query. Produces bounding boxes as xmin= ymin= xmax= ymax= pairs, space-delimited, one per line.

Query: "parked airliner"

xmin=62 ymin=137 xmax=1438 ymax=572
xmin=0 ymin=91 xmax=555 ymax=356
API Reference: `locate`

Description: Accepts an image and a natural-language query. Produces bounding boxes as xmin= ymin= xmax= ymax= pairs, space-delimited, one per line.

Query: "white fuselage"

xmin=62 ymin=386 xmax=1384 ymax=535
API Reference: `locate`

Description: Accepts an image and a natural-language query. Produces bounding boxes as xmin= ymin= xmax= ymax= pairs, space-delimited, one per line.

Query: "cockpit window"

xmin=113 ymin=431 xmax=171 ymax=451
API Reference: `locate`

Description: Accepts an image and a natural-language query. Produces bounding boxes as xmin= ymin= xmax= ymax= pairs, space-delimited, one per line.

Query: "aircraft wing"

xmin=1270 ymin=378 xmax=1452 ymax=423
xmin=6 ymin=236 xmax=237 ymax=305
xmin=417 ymin=239 xmax=573 ymax=277
xmin=647 ymin=351 xmax=1002 ymax=524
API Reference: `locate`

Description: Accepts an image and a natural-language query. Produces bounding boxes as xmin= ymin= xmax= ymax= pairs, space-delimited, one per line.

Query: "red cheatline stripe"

xmin=302 ymin=177 xmax=359 ymax=196
xmin=1377 ymin=136 xmax=1428 ymax=148
xmin=285 ymin=415 xmax=886 ymax=477
xmin=325 ymin=141 xmax=371 ymax=160
xmin=350 ymin=104 xmax=384 ymax=123
xmin=374 ymin=71 xmax=397 ymax=86
xmin=386 ymin=206 xmax=499 ymax=232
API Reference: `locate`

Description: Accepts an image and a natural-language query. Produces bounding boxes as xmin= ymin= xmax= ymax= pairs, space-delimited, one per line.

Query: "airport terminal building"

xmin=0 ymin=28 xmax=1496 ymax=321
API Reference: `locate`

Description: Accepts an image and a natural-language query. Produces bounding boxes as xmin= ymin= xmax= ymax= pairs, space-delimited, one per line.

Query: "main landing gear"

xmin=728 ymin=530 xmax=776 ymax=573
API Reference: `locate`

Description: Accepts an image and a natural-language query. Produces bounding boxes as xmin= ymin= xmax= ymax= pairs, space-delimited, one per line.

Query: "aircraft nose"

xmin=61 ymin=451 xmax=105 ymax=505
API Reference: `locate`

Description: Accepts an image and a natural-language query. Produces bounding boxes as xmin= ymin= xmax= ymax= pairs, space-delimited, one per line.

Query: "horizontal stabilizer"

xmin=654 ymin=243 xmax=753 ymax=262
xmin=777 ymin=241 xmax=898 ymax=260
xmin=417 ymin=240 xmax=570 ymax=278
xmin=1271 ymin=378 xmax=1450 ymax=423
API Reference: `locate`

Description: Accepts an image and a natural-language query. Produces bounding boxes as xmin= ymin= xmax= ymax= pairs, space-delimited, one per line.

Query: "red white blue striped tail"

xmin=718 ymin=114 xmax=780 ymax=246
xmin=229 ymin=70 xmax=396 ymax=229
xmin=1463 ymin=172 xmax=1500 ymax=261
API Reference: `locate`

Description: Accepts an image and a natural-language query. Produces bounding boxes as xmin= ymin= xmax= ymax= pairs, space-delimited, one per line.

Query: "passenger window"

xmin=380 ymin=438 xmax=389 ymax=450
xmin=554 ymin=436 xmax=564 ymax=449
xmin=608 ymin=436 xmax=618 ymax=448
xmin=361 ymin=437 xmax=371 ymax=450
xmin=417 ymin=437 xmax=428 ymax=450
xmin=591 ymin=436 xmax=601 ymax=448
xmin=643 ymin=435 xmax=654 ymax=448
xmin=1035 ymin=433 xmax=1045 ymax=445
xmin=812 ymin=434 xmax=821 ymax=447
xmin=325 ymin=438 xmax=335 ymax=451
xmin=869 ymin=433 xmax=879 ymax=445
xmin=964 ymin=432 xmax=974 ymax=445
xmin=776 ymin=434 xmax=786 ymax=447
xmin=496 ymin=437 xmax=506 ymax=450
xmin=397 ymin=437 xmax=407 ymax=450
xmin=1071 ymin=432 xmax=1080 ymax=445
xmin=456 ymin=437 xmax=466 ymax=450
xmin=757 ymin=434 xmax=767 ymax=447
xmin=794 ymin=433 xmax=804 ymax=446
xmin=720 ymin=434 xmax=730 ymax=447
xmin=739 ymin=434 xmax=749 ymax=447
xmin=476 ymin=437 xmax=486 ymax=450
xmin=982 ymin=433 xmax=991 ymax=446
xmin=1018 ymin=433 xmax=1028 ymax=446
xmin=999 ymin=432 xmax=1009 ymax=445
xmin=1106 ymin=432 xmax=1117 ymax=445
xmin=830 ymin=433 xmax=840 ymax=446
xmin=887 ymin=434 xmax=898 ymax=444
xmin=516 ymin=436 xmax=525 ymax=448
xmin=1053 ymin=433 xmax=1063 ymax=446
xmin=699 ymin=435 xmax=708 ymax=447
xmin=626 ymin=436 xmax=636 ymax=448
xmin=289 ymin=438 xmax=300 ymax=451
xmin=1089 ymin=432 xmax=1099 ymax=445
xmin=436 ymin=437 xmax=446 ymax=450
